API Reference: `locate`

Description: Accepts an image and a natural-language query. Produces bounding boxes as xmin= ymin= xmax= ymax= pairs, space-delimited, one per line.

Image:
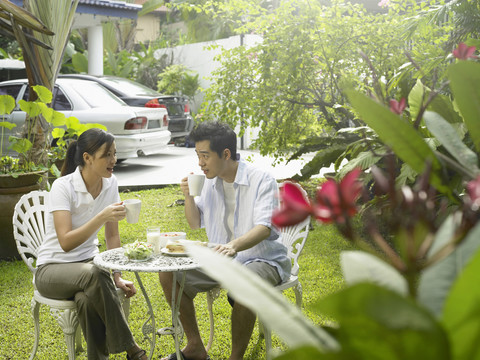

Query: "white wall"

xmin=154 ymin=34 xmax=262 ymax=148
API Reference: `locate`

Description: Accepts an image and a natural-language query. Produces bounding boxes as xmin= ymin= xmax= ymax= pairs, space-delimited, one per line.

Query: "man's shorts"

xmin=182 ymin=260 xmax=282 ymax=299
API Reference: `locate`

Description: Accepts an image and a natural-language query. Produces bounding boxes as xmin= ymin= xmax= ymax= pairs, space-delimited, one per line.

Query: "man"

xmin=159 ymin=122 xmax=291 ymax=360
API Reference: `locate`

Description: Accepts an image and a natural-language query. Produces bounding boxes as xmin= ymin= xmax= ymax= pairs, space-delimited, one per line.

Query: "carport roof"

xmin=9 ymin=0 xmax=142 ymax=29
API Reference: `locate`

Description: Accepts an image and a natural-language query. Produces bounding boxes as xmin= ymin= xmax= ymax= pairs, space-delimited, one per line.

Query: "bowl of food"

xmin=158 ymin=232 xmax=187 ymax=249
xmin=123 ymin=240 xmax=154 ymax=261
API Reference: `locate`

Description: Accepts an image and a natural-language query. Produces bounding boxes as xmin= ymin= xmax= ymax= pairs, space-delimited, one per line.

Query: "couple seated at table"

xmin=34 ymin=122 xmax=290 ymax=360
xmin=158 ymin=122 xmax=291 ymax=360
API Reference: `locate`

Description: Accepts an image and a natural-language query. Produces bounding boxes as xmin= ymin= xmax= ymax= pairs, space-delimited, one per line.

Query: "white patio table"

xmin=93 ymin=247 xmax=199 ymax=360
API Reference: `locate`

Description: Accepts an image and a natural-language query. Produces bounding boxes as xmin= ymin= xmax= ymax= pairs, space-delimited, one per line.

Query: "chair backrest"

xmin=277 ymin=182 xmax=311 ymax=276
xmin=13 ymin=190 xmax=48 ymax=274
xmin=280 ymin=215 xmax=310 ymax=277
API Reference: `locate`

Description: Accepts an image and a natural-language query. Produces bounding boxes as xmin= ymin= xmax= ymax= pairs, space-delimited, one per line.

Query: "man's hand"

xmin=213 ymin=243 xmax=237 ymax=257
xmin=180 ymin=173 xmax=193 ymax=197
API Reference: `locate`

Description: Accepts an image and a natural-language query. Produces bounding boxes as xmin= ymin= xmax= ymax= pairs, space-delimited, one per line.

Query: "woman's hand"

xmin=101 ymin=202 xmax=126 ymax=223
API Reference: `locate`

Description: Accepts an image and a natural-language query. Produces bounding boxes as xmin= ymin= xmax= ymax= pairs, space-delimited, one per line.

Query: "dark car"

xmin=58 ymin=74 xmax=194 ymax=144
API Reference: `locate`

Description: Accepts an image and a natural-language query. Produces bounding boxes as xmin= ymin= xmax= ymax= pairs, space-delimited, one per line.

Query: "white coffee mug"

xmin=123 ymin=199 xmax=141 ymax=223
xmin=188 ymin=174 xmax=205 ymax=196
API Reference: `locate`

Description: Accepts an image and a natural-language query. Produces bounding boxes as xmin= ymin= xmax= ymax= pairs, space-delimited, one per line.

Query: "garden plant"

xmin=194 ymin=0 xmax=478 ymax=180
xmin=0 ymin=0 xmax=79 ymax=169
xmin=187 ymin=45 xmax=480 ymax=359
xmin=0 ymin=85 xmax=105 ymax=179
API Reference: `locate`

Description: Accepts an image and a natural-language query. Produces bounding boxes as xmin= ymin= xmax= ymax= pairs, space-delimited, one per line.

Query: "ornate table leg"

xmin=172 ymin=271 xmax=187 ymax=359
xmin=134 ymin=272 xmax=156 ymax=360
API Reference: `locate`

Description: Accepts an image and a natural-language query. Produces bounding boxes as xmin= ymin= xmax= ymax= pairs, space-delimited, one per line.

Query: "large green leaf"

xmin=311 ymin=283 xmax=450 ymax=360
xmin=345 ymin=89 xmax=447 ymax=193
xmin=32 ymin=85 xmax=52 ymax=104
xmin=408 ymin=80 xmax=462 ymax=125
xmin=417 ymin=219 xmax=480 ymax=318
xmin=442 ymin=247 xmax=480 ymax=360
xmin=395 ymin=162 xmax=418 ymax=187
xmin=340 ymin=251 xmax=408 ymax=296
xmin=448 ymin=62 xmax=480 ymax=152
xmin=0 ymin=0 xmax=54 ymax=35
xmin=45 ymin=109 xmax=66 ymax=127
xmin=408 ymin=79 xmax=426 ymax=121
xmin=187 ymin=245 xmax=339 ymax=352
xmin=8 ymin=136 xmax=32 ymax=154
xmin=26 ymin=0 xmax=79 ymax=88
xmin=72 ymin=52 xmax=88 ymax=73
xmin=294 ymin=144 xmax=347 ymax=181
xmin=18 ymin=99 xmax=42 ymax=117
xmin=51 ymin=127 xmax=65 ymax=140
xmin=429 ymin=93 xmax=463 ymax=125
xmin=0 ymin=121 xmax=16 ymax=130
xmin=337 ymin=150 xmax=385 ymax=179
xmin=0 ymin=95 xmax=16 ymax=115
xmin=424 ymin=111 xmax=479 ymax=176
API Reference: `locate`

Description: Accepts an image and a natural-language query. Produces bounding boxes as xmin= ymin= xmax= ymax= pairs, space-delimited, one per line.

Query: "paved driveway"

xmin=113 ymin=145 xmax=330 ymax=190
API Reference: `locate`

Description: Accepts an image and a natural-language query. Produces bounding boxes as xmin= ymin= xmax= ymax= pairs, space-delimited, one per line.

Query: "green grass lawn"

xmin=0 ymin=185 xmax=355 ymax=359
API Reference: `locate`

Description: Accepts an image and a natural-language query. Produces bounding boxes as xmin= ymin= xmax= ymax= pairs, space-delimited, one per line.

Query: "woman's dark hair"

xmin=61 ymin=128 xmax=115 ymax=176
xmin=189 ymin=121 xmax=237 ymax=159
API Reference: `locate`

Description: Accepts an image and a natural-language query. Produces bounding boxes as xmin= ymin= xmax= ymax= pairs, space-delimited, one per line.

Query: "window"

xmin=52 ymin=87 xmax=72 ymax=111
xmin=71 ymin=81 xmax=126 ymax=108
xmin=0 ymin=84 xmax=23 ymax=99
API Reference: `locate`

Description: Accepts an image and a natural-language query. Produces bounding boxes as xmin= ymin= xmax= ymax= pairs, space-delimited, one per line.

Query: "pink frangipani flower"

xmin=452 ymin=43 xmax=477 ymax=60
xmin=272 ymin=169 xmax=363 ymax=227
xmin=389 ymin=98 xmax=406 ymax=115
xmin=467 ymin=175 xmax=480 ymax=206
xmin=272 ymin=182 xmax=312 ymax=227
xmin=314 ymin=168 xmax=362 ymax=223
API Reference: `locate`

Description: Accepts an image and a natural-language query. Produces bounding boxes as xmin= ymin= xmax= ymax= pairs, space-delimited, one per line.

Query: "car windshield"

xmin=71 ymin=81 xmax=126 ymax=107
xmin=100 ymin=77 xmax=160 ymax=96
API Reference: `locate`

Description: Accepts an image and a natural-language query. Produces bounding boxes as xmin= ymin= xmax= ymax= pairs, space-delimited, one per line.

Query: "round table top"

xmin=93 ymin=247 xmax=199 ymax=273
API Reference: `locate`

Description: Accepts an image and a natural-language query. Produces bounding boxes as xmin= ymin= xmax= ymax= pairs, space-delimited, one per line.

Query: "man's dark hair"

xmin=189 ymin=121 xmax=237 ymax=159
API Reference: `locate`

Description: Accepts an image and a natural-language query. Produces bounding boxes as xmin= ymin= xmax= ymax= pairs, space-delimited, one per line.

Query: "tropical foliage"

xmin=189 ymin=58 xmax=480 ymax=355
xmin=0 ymin=0 xmax=79 ymax=169
xmin=0 ymin=85 xmax=105 ymax=178
xmin=194 ymin=0 xmax=477 ymax=181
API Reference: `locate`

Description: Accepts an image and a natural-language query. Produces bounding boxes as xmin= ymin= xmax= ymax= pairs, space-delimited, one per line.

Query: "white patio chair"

xmin=205 ymin=214 xmax=311 ymax=359
xmin=13 ymin=190 xmax=130 ymax=360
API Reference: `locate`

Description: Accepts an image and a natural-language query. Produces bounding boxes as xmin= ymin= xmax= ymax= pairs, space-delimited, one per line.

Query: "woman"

xmin=35 ymin=128 xmax=147 ymax=360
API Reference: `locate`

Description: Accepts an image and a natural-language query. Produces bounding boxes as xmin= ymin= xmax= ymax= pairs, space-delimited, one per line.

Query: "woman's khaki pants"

xmin=35 ymin=260 xmax=135 ymax=360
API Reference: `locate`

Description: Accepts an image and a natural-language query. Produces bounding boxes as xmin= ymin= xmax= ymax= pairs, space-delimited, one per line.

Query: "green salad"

xmin=123 ymin=240 xmax=153 ymax=260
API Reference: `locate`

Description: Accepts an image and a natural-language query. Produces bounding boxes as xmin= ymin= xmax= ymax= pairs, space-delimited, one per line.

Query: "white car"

xmin=0 ymin=78 xmax=171 ymax=160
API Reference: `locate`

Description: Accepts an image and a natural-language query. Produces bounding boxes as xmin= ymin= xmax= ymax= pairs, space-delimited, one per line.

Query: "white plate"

xmin=160 ymin=247 xmax=188 ymax=257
